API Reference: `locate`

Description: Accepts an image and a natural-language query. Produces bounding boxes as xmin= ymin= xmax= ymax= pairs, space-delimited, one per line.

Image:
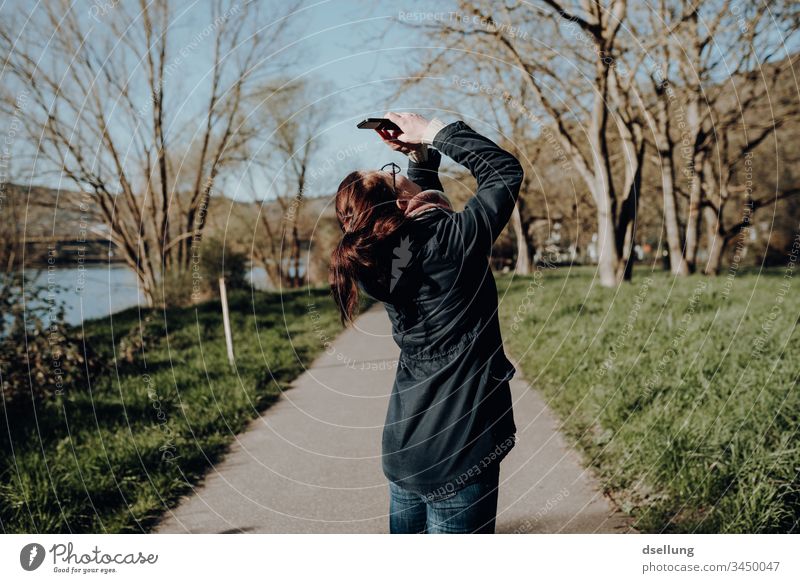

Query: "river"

xmin=27 ymin=264 xmax=275 ymax=326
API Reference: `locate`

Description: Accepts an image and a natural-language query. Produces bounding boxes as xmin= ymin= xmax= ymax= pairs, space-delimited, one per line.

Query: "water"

xmin=25 ymin=264 xmax=276 ymax=326
xmin=27 ymin=264 xmax=146 ymax=326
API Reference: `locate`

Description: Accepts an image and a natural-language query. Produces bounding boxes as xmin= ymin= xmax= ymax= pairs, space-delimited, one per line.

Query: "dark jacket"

xmin=364 ymin=121 xmax=524 ymax=496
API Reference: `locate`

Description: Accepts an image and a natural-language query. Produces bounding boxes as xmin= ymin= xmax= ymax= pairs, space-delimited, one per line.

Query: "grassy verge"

xmin=0 ymin=287 xmax=345 ymax=533
xmin=497 ymin=266 xmax=799 ymax=533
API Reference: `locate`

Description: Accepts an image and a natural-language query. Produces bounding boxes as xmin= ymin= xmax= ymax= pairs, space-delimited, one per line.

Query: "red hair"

xmin=329 ymin=171 xmax=406 ymax=325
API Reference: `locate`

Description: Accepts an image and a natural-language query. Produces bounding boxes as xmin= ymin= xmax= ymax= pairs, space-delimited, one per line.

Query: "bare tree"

xmin=409 ymin=1 xmax=636 ymax=285
xmin=648 ymin=0 xmax=800 ymax=273
xmin=0 ymin=0 xmax=300 ymax=305
xmin=479 ymin=67 xmax=545 ymax=274
xmin=617 ymin=0 xmax=692 ymax=276
xmin=496 ymin=1 xmax=638 ymax=284
xmin=397 ymin=0 xmax=800 ymax=282
xmin=701 ymin=61 xmax=800 ymax=274
xmin=250 ymin=81 xmax=330 ymax=289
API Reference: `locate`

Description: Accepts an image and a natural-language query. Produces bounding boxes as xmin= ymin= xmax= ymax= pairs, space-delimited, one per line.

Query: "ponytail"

xmin=329 ymin=171 xmax=405 ymax=325
xmin=330 ymin=231 xmax=361 ymax=326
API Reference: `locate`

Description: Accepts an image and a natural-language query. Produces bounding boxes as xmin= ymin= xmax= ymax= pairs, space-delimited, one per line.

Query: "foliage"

xmin=199 ymin=237 xmax=248 ymax=294
xmin=0 ymin=274 xmax=100 ymax=407
xmin=158 ymin=237 xmax=249 ymax=308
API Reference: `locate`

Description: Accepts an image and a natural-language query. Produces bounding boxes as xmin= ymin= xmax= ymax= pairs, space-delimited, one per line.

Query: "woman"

xmin=330 ymin=112 xmax=524 ymax=534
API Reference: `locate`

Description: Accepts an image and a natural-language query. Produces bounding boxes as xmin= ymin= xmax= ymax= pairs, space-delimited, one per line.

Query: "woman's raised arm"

xmin=428 ymin=120 xmax=524 ymax=256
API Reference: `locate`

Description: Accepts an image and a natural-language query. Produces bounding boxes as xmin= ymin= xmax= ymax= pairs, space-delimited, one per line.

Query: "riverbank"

xmin=0 ymin=287 xmax=345 ymax=532
xmin=19 ymin=264 xmax=283 ymax=326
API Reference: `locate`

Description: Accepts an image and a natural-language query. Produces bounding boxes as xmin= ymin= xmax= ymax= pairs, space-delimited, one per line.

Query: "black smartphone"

xmin=357 ymin=118 xmax=401 ymax=132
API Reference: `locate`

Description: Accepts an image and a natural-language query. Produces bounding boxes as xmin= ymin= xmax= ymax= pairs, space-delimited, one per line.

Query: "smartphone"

xmin=357 ymin=118 xmax=401 ymax=132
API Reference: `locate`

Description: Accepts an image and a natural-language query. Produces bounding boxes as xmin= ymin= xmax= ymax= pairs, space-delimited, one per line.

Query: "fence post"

xmin=219 ymin=277 xmax=235 ymax=367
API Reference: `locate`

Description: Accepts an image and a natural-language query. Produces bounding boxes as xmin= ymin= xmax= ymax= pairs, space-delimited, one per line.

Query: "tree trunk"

xmin=615 ymin=217 xmax=635 ymax=282
xmin=684 ymin=150 xmax=704 ymax=272
xmin=612 ymin=111 xmax=645 ymax=283
xmin=291 ymin=222 xmax=302 ymax=288
xmin=591 ymin=80 xmax=620 ymax=287
xmin=702 ymin=206 xmax=726 ymax=276
xmin=683 ymin=47 xmax=704 ymax=274
xmin=597 ymin=202 xmax=619 ymax=287
xmin=614 ymin=159 xmax=642 ymax=283
xmin=615 ymin=179 xmax=639 ymax=283
xmin=655 ymin=96 xmax=689 ymax=276
xmin=511 ymin=205 xmax=534 ymax=275
xmin=662 ymin=161 xmax=689 ymax=275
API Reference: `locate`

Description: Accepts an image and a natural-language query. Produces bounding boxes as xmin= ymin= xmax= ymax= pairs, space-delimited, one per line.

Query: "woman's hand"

xmin=375 ymin=112 xmax=433 ymax=159
xmin=383 ymin=112 xmax=430 ymax=144
xmin=375 ymin=127 xmax=425 ymax=157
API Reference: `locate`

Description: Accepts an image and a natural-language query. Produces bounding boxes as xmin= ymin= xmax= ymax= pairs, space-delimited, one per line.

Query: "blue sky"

xmin=176 ymin=0 xmax=800 ymax=200
xmin=2 ymin=0 xmax=469 ymax=198
xmin=8 ymin=0 xmax=793 ymax=200
xmin=269 ymin=0 xmax=462 ymax=197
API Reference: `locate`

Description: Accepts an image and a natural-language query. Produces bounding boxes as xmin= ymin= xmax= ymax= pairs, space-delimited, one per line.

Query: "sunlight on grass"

xmin=498 ymin=267 xmax=800 ymax=533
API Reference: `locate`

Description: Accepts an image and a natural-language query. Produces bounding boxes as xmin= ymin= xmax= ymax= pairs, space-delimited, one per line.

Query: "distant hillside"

xmin=1 ymin=182 xmax=337 ymax=265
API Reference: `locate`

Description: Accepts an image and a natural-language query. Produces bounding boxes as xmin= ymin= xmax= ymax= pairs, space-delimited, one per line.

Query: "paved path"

xmin=156 ymin=306 xmax=632 ymax=533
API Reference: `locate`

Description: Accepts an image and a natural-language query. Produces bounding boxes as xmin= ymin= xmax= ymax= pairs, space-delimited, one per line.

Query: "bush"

xmin=0 ymin=274 xmax=99 ymax=407
xmin=199 ymin=237 xmax=248 ymax=293
xmin=159 ymin=238 xmax=248 ymax=307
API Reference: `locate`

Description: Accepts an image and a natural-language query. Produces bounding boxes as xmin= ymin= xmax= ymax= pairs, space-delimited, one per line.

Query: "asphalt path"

xmin=156 ymin=305 xmax=632 ymax=533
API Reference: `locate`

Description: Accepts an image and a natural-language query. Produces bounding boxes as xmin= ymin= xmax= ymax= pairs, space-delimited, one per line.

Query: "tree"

xmin=398 ymin=0 xmax=800 ymax=281
xmin=248 ymin=81 xmax=330 ymax=289
xmin=479 ymin=67 xmax=545 ymax=274
xmin=701 ymin=67 xmax=800 ymax=274
xmin=408 ymin=1 xmax=639 ymax=285
xmin=642 ymin=0 xmax=800 ymax=273
xmin=621 ymin=0 xmax=691 ymax=275
xmin=0 ymin=0 xmax=300 ymax=305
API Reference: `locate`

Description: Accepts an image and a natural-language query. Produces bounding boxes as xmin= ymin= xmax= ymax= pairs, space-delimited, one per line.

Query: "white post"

xmin=219 ymin=277 xmax=235 ymax=367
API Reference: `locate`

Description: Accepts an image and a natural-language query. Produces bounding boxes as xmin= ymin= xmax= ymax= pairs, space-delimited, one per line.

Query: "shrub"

xmin=158 ymin=238 xmax=248 ymax=307
xmin=0 ymin=274 xmax=99 ymax=407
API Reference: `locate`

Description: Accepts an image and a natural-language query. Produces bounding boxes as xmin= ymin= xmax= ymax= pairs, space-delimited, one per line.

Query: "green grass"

xmin=4 ymin=266 xmax=797 ymax=534
xmin=0 ymin=287 xmax=347 ymax=533
xmin=497 ymin=266 xmax=800 ymax=533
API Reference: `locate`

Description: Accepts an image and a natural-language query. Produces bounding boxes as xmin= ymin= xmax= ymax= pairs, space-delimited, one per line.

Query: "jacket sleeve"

xmin=431 ymin=121 xmax=524 ymax=257
xmin=407 ymin=147 xmax=443 ymax=192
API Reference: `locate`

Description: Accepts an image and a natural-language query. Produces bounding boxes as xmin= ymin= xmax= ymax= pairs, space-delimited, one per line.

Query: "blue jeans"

xmin=388 ymin=466 xmax=500 ymax=534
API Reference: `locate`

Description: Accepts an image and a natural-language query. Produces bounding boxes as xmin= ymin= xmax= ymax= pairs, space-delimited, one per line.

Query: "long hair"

xmin=330 ymin=170 xmax=406 ymax=325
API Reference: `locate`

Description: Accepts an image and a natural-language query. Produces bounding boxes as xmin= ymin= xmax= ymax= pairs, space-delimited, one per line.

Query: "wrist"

xmin=407 ymin=144 xmax=429 ymax=163
xmin=421 ymin=118 xmax=446 ymax=145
